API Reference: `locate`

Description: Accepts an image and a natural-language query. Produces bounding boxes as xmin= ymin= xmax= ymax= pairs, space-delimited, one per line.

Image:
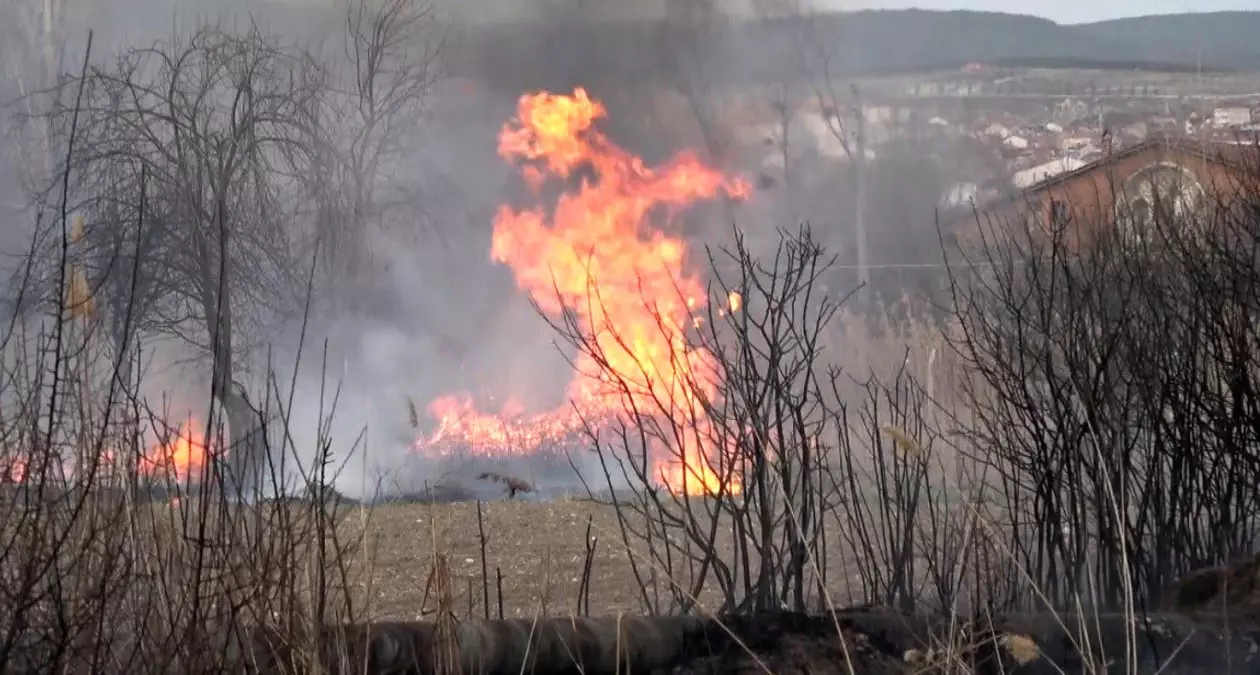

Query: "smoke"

xmin=0 ymin=0 xmax=768 ymax=500
xmin=265 ymin=0 xmax=762 ymax=498
xmin=432 ymin=0 xmax=760 ymax=25
xmin=0 ymin=0 xmax=953 ymax=500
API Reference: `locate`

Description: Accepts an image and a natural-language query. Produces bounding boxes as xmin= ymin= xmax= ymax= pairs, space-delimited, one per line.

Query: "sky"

xmin=816 ymin=0 xmax=1260 ymax=24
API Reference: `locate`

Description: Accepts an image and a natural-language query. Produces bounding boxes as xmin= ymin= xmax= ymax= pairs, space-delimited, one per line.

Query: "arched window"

xmin=1116 ymin=162 xmax=1206 ymax=244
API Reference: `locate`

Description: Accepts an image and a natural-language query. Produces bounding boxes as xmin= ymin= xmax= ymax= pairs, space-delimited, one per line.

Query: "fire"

xmin=415 ymin=88 xmax=749 ymax=496
xmin=0 ymin=421 xmax=209 ymax=486
xmin=141 ymin=418 xmax=210 ymax=482
xmin=422 ymin=394 xmax=597 ymax=456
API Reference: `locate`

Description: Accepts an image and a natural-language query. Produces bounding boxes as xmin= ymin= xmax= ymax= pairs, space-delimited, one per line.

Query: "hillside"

xmin=447 ymin=9 xmax=1260 ymax=90
xmin=784 ymin=10 xmax=1131 ymax=74
xmin=744 ymin=9 xmax=1260 ymax=75
xmin=1075 ymin=11 xmax=1260 ymax=70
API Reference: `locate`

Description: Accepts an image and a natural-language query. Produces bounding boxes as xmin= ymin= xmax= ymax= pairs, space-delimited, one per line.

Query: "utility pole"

xmin=853 ymin=86 xmax=870 ymax=305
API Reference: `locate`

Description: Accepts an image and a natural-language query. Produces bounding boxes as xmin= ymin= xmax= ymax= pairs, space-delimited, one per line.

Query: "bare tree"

xmin=656 ymin=0 xmax=739 ymax=167
xmin=19 ymin=0 xmax=442 ymax=496
xmin=652 ymin=0 xmax=878 ymax=293
xmin=38 ymin=26 xmax=328 ymax=499
xmin=318 ymin=0 xmax=443 ymax=300
xmin=0 ymin=0 xmax=75 ymax=211
xmin=307 ymin=0 xmax=444 ymax=380
xmin=787 ymin=7 xmax=872 ymax=302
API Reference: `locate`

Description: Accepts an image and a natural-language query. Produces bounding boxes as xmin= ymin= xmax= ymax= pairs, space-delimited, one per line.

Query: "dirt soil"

xmin=348 ymin=499 xmax=648 ymax=620
xmin=341 ymin=496 xmax=1010 ymax=623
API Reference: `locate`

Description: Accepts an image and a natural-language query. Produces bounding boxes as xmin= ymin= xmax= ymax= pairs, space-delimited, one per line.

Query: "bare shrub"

xmin=943 ymin=148 xmax=1260 ymax=611
xmin=536 ymin=225 xmax=968 ymax=617
xmin=0 ymin=211 xmax=369 ymax=675
xmin=0 ymin=3 xmax=444 ymax=670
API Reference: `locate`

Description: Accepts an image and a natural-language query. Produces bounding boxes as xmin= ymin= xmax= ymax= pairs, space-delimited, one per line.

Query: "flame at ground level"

xmin=0 ymin=417 xmax=211 ymax=486
xmin=418 ymin=392 xmax=741 ymax=497
xmin=421 ymin=394 xmax=600 ymax=456
xmin=412 ymin=88 xmax=748 ymax=497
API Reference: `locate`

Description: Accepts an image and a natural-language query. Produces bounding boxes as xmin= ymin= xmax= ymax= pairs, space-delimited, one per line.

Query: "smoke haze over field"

xmin=0 ymin=0 xmax=971 ymax=499
xmin=30 ymin=0 xmax=754 ymax=498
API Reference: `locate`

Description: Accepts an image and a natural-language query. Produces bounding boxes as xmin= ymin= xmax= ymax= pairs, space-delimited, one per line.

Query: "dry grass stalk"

xmin=406 ymin=396 xmax=419 ymax=430
xmin=1000 ymin=633 xmax=1041 ymax=665
xmin=65 ymin=267 xmax=96 ymax=319
xmin=423 ymin=509 xmax=463 ymax=675
xmin=430 ymin=555 xmax=462 ymax=675
xmin=902 ymin=617 xmax=1044 ymax=673
xmin=880 ymin=425 xmax=921 ymax=458
xmin=540 ymin=543 xmax=554 ymax=618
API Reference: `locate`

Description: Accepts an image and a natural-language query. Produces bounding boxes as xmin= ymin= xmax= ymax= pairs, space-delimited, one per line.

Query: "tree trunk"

xmin=196 ymin=226 xmax=267 ymax=502
xmin=222 ymin=385 xmax=267 ymax=502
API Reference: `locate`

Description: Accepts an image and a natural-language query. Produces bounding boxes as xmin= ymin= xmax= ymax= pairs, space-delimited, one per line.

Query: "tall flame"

xmin=415 ymin=88 xmax=748 ymax=496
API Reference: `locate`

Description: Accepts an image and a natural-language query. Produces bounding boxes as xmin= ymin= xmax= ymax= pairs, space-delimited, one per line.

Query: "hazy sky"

xmin=817 ymin=0 xmax=1259 ymax=24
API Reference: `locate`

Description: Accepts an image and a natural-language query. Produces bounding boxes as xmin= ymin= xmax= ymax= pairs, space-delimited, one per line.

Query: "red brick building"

xmin=950 ymin=136 xmax=1260 ymax=249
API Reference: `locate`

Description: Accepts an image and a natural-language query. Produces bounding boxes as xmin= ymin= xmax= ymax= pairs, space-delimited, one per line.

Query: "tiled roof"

xmin=1012 ymin=134 xmax=1258 ymax=196
xmin=943 ymin=134 xmax=1260 ymax=232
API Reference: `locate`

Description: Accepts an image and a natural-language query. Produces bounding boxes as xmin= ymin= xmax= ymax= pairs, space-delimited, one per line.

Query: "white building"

xmin=940 ymin=182 xmax=979 ymax=208
xmin=1060 ymin=136 xmax=1092 ymax=151
xmin=1213 ymin=107 xmax=1252 ymax=127
xmin=799 ymin=112 xmax=851 ymax=160
xmin=1003 ymin=135 xmax=1030 ymax=149
xmin=984 ymin=123 xmax=1010 ymax=138
xmin=1012 ymin=157 xmax=1087 ymax=189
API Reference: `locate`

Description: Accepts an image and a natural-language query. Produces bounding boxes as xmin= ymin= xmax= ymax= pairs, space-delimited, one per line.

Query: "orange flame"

xmin=415 ymin=88 xmax=748 ymax=496
xmin=2 ymin=452 xmax=121 ymax=484
xmin=141 ymin=418 xmax=210 ymax=482
xmin=422 ymin=393 xmax=598 ymax=456
xmin=0 ymin=424 xmax=208 ymax=487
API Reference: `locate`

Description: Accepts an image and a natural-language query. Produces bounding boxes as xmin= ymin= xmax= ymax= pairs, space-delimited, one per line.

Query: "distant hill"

xmin=1073 ymin=12 xmax=1260 ymax=70
xmin=773 ymin=10 xmax=1125 ymax=74
xmin=448 ymin=9 xmax=1260 ymax=91
xmin=738 ymin=10 xmax=1260 ymax=75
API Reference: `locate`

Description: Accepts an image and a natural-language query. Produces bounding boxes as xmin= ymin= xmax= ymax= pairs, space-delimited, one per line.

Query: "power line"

xmin=714 ymin=257 xmax=1040 ymax=276
xmin=826 ymin=260 xmax=1005 ymax=271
